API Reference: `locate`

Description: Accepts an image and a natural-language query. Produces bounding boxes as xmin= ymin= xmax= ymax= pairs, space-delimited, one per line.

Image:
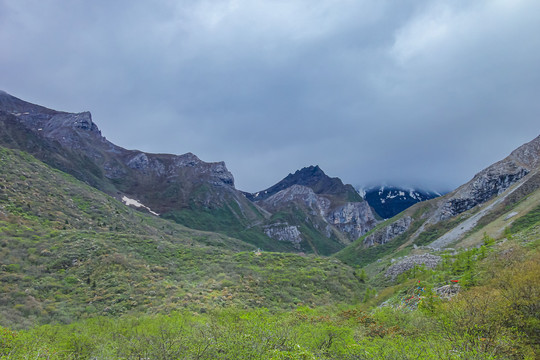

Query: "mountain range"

xmin=337 ymin=133 xmax=540 ymax=266
xmin=2 ymin=90 xmax=538 ymax=264
xmin=1 ymin=91 xmax=539 ymax=358
xmin=0 ymin=91 xmax=380 ymax=255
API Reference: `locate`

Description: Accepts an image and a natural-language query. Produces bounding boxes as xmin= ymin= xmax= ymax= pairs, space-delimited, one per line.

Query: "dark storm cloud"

xmin=1 ymin=0 xmax=539 ymax=192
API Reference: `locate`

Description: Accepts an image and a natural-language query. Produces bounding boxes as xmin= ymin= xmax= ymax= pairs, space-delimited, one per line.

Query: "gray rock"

xmin=385 ymin=253 xmax=441 ymax=280
xmin=364 ymin=216 xmax=412 ymax=247
xmin=263 ymin=223 xmax=302 ymax=249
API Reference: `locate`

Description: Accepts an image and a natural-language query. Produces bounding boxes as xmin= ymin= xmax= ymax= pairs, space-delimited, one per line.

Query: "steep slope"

xmin=360 ymin=186 xmax=442 ymax=219
xmin=0 ymin=146 xmax=368 ymax=329
xmin=337 ymin=134 xmax=540 ymax=266
xmin=0 ymin=91 xmax=281 ymax=249
xmin=249 ymin=166 xmax=379 ymax=254
xmin=1 ymin=91 xmax=380 ymax=254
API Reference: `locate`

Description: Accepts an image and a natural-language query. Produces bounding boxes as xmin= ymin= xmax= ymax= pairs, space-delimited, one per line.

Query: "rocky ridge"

xmin=430 ymin=135 xmax=540 ymax=223
xmin=0 ymin=91 xmax=377 ymax=254
xmin=363 ymin=216 xmax=412 ymax=247
xmin=337 ymin=134 xmax=540 ymax=266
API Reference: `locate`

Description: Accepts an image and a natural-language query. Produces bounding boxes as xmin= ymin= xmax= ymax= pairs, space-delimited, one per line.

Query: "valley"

xmin=0 ymin=92 xmax=538 ymax=358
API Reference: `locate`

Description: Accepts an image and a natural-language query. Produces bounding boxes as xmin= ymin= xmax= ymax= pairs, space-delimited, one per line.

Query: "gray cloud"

xmin=1 ymin=0 xmax=539 ymax=192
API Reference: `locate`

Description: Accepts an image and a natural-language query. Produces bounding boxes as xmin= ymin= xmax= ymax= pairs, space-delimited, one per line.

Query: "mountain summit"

xmin=0 ymin=91 xmax=274 ymax=246
xmin=248 ymin=165 xmax=362 ymax=203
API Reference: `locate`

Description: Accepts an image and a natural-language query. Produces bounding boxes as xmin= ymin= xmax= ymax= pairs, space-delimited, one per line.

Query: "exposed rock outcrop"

xmin=259 ymin=185 xmax=330 ymax=215
xmin=363 ymin=216 xmax=412 ymax=246
xmin=433 ymin=135 xmax=540 ymax=223
xmin=385 ymin=254 xmax=442 ymax=280
xmin=328 ymin=202 xmax=379 ymax=240
xmin=258 ymin=183 xmax=378 ymax=242
xmin=434 ymin=284 xmax=460 ymax=300
xmin=263 ymin=223 xmax=302 ymax=249
xmin=435 ymin=165 xmax=529 ymax=221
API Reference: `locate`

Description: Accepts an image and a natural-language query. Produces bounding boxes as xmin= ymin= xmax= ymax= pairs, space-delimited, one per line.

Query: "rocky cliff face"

xmin=263 ymin=223 xmax=303 ymax=249
xmin=327 ymin=202 xmax=378 ymax=240
xmin=432 ymin=136 xmax=540 ymax=222
xmin=252 ymin=167 xmax=380 ymax=251
xmin=363 ymin=216 xmax=412 ymax=247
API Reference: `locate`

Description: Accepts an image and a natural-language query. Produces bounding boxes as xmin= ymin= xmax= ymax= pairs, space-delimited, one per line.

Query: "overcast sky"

xmin=1 ymin=0 xmax=539 ymax=192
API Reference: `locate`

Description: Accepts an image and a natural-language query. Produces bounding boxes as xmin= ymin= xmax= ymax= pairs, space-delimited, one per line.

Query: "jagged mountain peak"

xmin=250 ymin=165 xmax=362 ymax=203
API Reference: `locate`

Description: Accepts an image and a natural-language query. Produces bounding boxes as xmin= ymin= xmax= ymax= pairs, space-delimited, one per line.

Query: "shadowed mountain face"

xmin=337 ymin=134 xmax=540 ymax=266
xmin=362 ymin=186 xmax=442 ymax=219
xmin=0 ymin=91 xmax=379 ymax=254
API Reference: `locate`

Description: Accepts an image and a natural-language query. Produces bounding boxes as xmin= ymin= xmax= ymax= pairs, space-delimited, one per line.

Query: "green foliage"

xmin=1 ymin=145 xmax=539 ymax=359
xmin=163 ymin=206 xmax=289 ymax=252
xmin=0 ymin=147 xmax=367 ymax=329
xmin=509 ymin=204 xmax=540 ymax=234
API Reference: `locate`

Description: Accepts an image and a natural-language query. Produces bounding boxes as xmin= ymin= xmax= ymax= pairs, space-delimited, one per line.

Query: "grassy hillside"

xmin=1 ymin=146 xmax=539 ymax=359
xmin=2 ymin=223 xmax=538 ymax=359
xmin=0 ymin=147 xmax=367 ymax=329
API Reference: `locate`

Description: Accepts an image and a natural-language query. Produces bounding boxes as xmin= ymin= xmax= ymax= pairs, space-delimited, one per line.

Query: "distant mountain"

xmin=0 ymin=91 xmax=377 ymax=254
xmin=360 ymin=186 xmax=442 ymax=219
xmin=249 ymin=166 xmax=379 ymax=254
xmin=337 ymin=134 xmax=540 ymax=266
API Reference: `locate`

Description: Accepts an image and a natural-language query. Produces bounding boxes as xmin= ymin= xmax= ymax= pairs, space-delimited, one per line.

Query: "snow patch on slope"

xmin=122 ymin=196 xmax=159 ymax=216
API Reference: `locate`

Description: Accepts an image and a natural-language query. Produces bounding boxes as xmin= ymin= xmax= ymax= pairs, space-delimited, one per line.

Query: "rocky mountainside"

xmin=360 ymin=186 xmax=442 ymax=219
xmin=0 ymin=91 xmax=279 ymax=248
xmin=0 ymin=91 xmax=377 ymax=254
xmin=248 ymin=166 xmax=380 ymax=254
xmin=337 ymin=134 xmax=540 ymax=266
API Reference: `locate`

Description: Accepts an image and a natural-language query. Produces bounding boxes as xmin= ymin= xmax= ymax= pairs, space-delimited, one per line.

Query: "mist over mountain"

xmin=359 ymin=186 xmax=443 ymax=219
xmin=338 ymin=134 xmax=540 ymax=266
